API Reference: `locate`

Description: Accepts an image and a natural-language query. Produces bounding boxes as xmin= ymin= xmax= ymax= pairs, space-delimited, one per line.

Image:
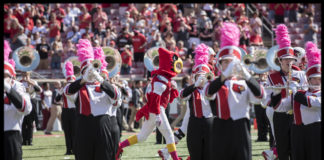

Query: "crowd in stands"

xmin=4 ymin=3 xmax=321 ymax=78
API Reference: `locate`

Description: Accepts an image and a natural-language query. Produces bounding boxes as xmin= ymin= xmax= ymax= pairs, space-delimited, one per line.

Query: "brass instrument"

xmin=243 ymin=49 xmax=270 ymax=74
xmin=62 ymin=56 xmax=81 ymax=78
xmin=144 ymin=47 xmax=160 ymax=72
xmin=266 ymin=45 xmax=281 ymax=71
xmin=12 ymin=46 xmax=40 ymax=72
xmin=91 ymin=59 xmax=102 ymax=70
xmin=102 ymin=46 xmax=122 ymax=78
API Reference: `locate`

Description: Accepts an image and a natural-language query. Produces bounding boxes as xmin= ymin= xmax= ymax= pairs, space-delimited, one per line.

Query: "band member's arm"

xmin=6 ymin=83 xmax=32 ymax=115
xmin=206 ymin=77 xmax=224 ymax=97
xmin=245 ymin=77 xmax=262 ymax=97
xmin=100 ymin=81 xmax=121 ymax=100
xmin=67 ymin=79 xmax=84 ymax=94
xmin=55 ymin=93 xmax=62 ymax=102
xmin=180 ymin=84 xmax=195 ymax=99
xmin=294 ymin=92 xmax=321 ymax=108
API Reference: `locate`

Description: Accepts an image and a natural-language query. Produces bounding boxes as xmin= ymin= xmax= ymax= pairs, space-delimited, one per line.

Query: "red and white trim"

xmin=256 ymin=85 xmax=265 ymax=99
xmin=192 ymin=64 xmax=211 ymax=74
xmin=4 ymin=62 xmax=16 ymax=77
xmin=307 ymin=96 xmax=311 ymax=108
xmin=19 ymin=99 xmax=26 ymax=112
xmin=218 ymin=46 xmax=242 ymax=61
xmin=276 ymin=47 xmax=296 ymax=59
xmin=66 ymin=75 xmax=76 ymax=82
xmin=306 ymin=64 xmax=321 ymax=78
xmin=80 ymin=59 xmax=93 ymax=74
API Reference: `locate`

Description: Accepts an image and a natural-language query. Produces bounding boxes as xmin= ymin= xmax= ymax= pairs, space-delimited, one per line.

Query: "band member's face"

xmin=220 ymin=59 xmax=233 ymax=71
xmin=280 ymin=58 xmax=295 ymax=72
xmin=309 ymin=77 xmax=321 ymax=86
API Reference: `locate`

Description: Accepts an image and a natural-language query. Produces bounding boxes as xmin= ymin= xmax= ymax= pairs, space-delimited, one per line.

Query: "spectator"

xmin=203 ymin=3 xmax=214 ymax=18
xmin=92 ymin=6 xmax=108 ymax=35
xmin=211 ymin=8 xmax=221 ymax=26
xmin=188 ymin=16 xmax=200 ymax=48
xmin=50 ymin=3 xmax=66 ymax=32
xmin=250 ymin=11 xmax=263 ymax=46
xmin=159 ymin=11 xmax=172 ymax=33
xmin=102 ymin=29 xmax=117 ymax=47
xmin=26 ymin=38 xmax=34 ymax=49
xmin=172 ymin=10 xmax=187 ymax=33
xmin=303 ymin=16 xmax=318 ymax=45
xmin=50 ymin=42 xmax=62 ymax=70
xmin=147 ymin=12 xmax=160 ymax=31
xmin=187 ymin=42 xmax=196 ymax=60
xmin=237 ymin=11 xmax=249 ymax=26
xmin=222 ymin=9 xmax=233 ymax=22
xmin=41 ymin=82 xmax=52 ymax=130
xmin=121 ymin=45 xmax=132 ymax=75
xmin=120 ymin=11 xmax=135 ymax=29
xmin=128 ymin=80 xmax=143 ymax=132
xmin=44 ymin=81 xmax=62 ymax=135
xmin=116 ymin=28 xmax=133 ymax=52
xmin=4 ymin=9 xmax=16 ymax=38
xmin=161 ymin=20 xmax=173 ymax=38
xmin=199 ymin=22 xmax=213 ymax=47
xmin=48 ymin=13 xmax=61 ymax=44
xmin=212 ymin=18 xmax=223 ymax=42
xmin=233 ymin=3 xmax=245 ymax=20
xmin=51 ymin=35 xmax=63 ymax=52
xmin=268 ymin=3 xmax=276 ymax=24
xmin=164 ymin=32 xmax=175 ymax=49
xmin=32 ymin=19 xmax=47 ymax=36
xmin=68 ymin=26 xmax=82 ymax=44
xmin=212 ymin=41 xmax=220 ymax=54
xmin=175 ymin=21 xmax=190 ymax=49
xmin=9 ymin=18 xmax=23 ymax=40
xmin=274 ymin=4 xmax=285 ymax=24
xmin=177 ymin=41 xmax=188 ymax=60
xmin=132 ymin=30 xmax=147 ymax=65
xmin=149 ymin=32 xmax=165 ymax=48
xmin=36 ymin=36 xmax=51 ymax=70
xmin=70 ymin=3 xmax=81 ymax=21
xmin=287 ymin=3 xmax=299 ymax=23
xmin=24 ymin=17 xmax=34 ymax=36
xmin=169 ymin=40 xmax=178 ymax=53
xmin=31 ymin=32 xmax=41 ymax=46
xmin=63 ymin=6 xmax=77 ymax=30
xmin=63 ymin=39 xmax=76 ymax=61
xmin=78 ymin=5 xmax=92 ymax=33
xmin=197 ymin=10 xmax=212 ymax=29
xmin=11 ymin=26 xmax=27 ymax=51
xmin=239 ymin=20 xmax=251 ymax=51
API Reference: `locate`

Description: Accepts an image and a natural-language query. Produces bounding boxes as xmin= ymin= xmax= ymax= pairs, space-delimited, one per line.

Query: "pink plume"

xmin=305 ymin=41 xmax=321 ymax=67
xmin=275 ymin=24 xmax=291 ymax=48
xmin=220 ymin=22 xmax=240 ymax=48
xmin=65 ymin=61 xmax=74 ymax=77
xmin=93 ymin=47 xmax=108 ymax=70
xmin=4 ymin=40 xmax=12 ymax=62
xmin=8 ymin=59 xmax=16 ymax=69
xmin=194 ymin=43 xmax=209 ymax=67
xmin=76 ymin=39 xmax=94 ymax=62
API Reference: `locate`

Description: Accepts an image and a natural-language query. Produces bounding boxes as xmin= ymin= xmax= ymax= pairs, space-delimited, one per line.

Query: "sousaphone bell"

xmin=102 ymin=46 xmax=122 ymax=78
xmin=62 ymin=56 xmax=81 ymax=79
xmin=12 ymin=46 xmax=40 ymax=72
xmin=144 ymin=47 xmax=160 ymax=72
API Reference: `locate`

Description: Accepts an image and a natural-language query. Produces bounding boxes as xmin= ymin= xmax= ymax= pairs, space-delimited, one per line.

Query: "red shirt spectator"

xmin=161 ymin=4 xmax=177 ymax=20
xmin=234 ymin=3 xmax=245 ymax=18
xmin=132 ymin=31 xmax=147 ymax=53
xmin=79 ymin=7 xmax=92 ymax=30
xmin=92 ymin=6 xmax=108 ymax=30
xmin=274 ymin=4 xmax=286 ymax=16
xmin=85 ymin=4 xmax=93 ymax=12
xmin=24 ymin=18 xmax=34 ymax=33
xmin=48 ymin=18 xmax=61 ymax=38
xmin=14 ymin=7 xmax=24 ymax=25
xmin=51 ymin=4 xmax=66 ymax=23
xmin=269 ymin=3 xmax=275 ymax=10
xmin=4 ymin=10 xmax=17 ymax=35
xmin=102 ymin=3 xmax=111 ymax=9
xmin=172 ymin=13 xmax=187 ymax=32
xmin=121 ymin=49 xmax=132 ymax=67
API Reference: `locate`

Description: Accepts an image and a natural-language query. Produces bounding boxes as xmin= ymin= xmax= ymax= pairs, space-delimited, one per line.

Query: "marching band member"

xmin=263 ymin=24 xmax=308 ymax=160
xmin=116 ymin=48 xmax=183 ymax=160
xmin=4 ymin=40 xmax=32 ymax=160
xmin=179 ymin=43 xmax=214 ymax=160
xmin=20 ymin=71 xmax=42 ymax=146
xmin=67 ymin=39 xmax=121 ymax=160
xmin=204 ymin=22 xmax=266 ymax=160
xmin=55 ymin=61 xmax=77 ymax=155
xmin=291 ymin=41 xmax=321 ymax=160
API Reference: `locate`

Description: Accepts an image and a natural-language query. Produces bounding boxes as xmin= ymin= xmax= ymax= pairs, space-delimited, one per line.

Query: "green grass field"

xmin=22 ymin=127 xmax=269 ymax=160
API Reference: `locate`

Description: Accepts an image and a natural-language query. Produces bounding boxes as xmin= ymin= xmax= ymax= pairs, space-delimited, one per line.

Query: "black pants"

xmin=74 ymin=114 xmax=115 ymax=160
xmin=116 ymin=106 xmax=123 ymax=137
xmin=291 ymin=122 xmax=321 ymax=160
xmin=134 ymin=52 xmax=144 ymax=62
xmin=22 ymin=98 xmax=38 ymax=145
xmin=110 ymin=116 xmax=120 ymax=156
xmin=4 ymin=131 xmax=23 ymax=160
xmin=187 ymin=117 xmax=213 ymax=160
xmin=254 ymin=104 xmax=269 ymax=141
xmin=273 ymin=112 xmax=293 ymax=160
xmin=61 ymin=108 xmax=76 ymax=153
xmin=211 ymin=118 xmax=251 ymax=160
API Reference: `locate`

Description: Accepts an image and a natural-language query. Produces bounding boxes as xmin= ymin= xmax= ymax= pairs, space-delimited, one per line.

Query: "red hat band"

xmin=277 ymin=47 xmax=295 ymax=59
xmin=306 ymin=64 xmax=321 ymax=78
xmin=219 ymin=47 xmax=241 ymax=60
xmin=66 ymin=75 xmax=76 ymax=82
xmin=193 ymin=65 xmax=210 ymax=74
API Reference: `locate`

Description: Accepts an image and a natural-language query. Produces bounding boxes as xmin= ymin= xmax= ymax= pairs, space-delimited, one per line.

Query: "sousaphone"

xmin=62 ymin=56 xmax=81 ymax=79
xmin=243 ymin=48 xmax=270 ymax=74
xmin=266 ymin=45 xmax=281 ymax=71
xmin=144 ymin=47 xmax=160 ymax=72
xmin=12 ymin=46 xmax=40 ymax=72
xmin=102 ymin=46 xmax=122 ymax=78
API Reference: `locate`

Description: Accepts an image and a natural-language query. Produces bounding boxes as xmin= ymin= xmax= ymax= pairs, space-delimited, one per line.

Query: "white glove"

xmin=222 ymin=59 xmax=239 ymax=78
xmin=58 ymin=87 xmax=64 ymax=95
xmin=289 ymin=81 xmax=299 ymax=95
xmin=236 ymin=63 xmax=251 ymax=80
xmin=4 ymin=78 xmax=12 ymax=93
xmin=92 ymin=70 xmax=104 ymax=83
xmin=194 ymin=76 xmax=207 ymax=88
xmin=271 ymin=88 xmax=282 ymax=96
xmin=155 ymin=114 xmax=162 ymax=127
xmin=82 ymin=66 xmax=96 ymax=83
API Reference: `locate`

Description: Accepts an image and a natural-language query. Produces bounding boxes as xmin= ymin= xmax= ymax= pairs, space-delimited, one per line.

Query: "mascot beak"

xmin=173 ymin=58 xmax=183 ymax=74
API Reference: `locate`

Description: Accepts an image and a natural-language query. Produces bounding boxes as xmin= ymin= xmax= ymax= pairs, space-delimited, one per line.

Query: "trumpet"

xmin=264 ymin=85 xmax=319 ymax=90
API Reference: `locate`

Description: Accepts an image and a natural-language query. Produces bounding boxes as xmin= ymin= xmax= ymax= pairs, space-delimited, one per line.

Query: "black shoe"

xmin=65 ymin=150 xmax=73 ymax=155
xmin=256 ymin=138 xmax=268 ymax=142
xmin=22 ymin=141 xmax=27 ymax=145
